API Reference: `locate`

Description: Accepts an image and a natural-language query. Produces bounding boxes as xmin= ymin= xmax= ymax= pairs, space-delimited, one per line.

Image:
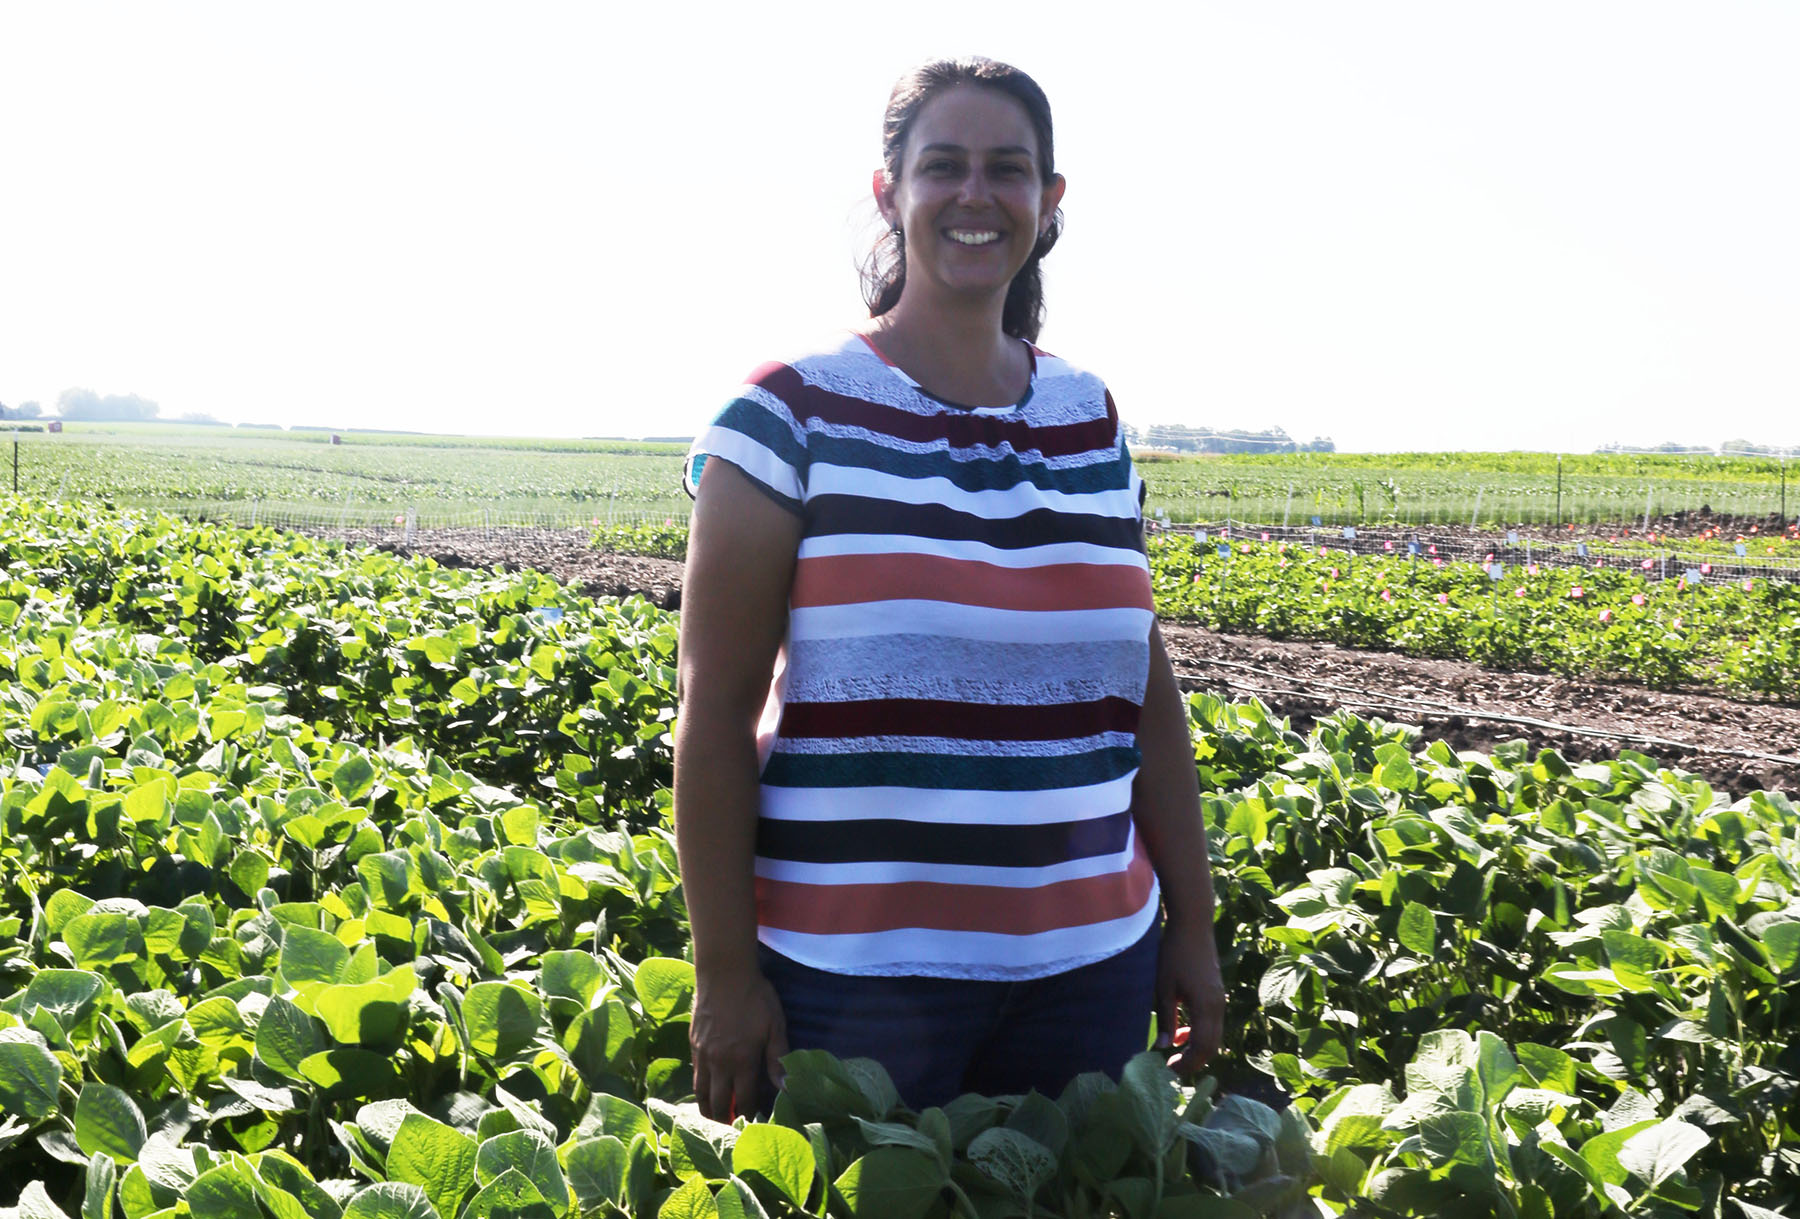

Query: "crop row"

xmin=2 ymin=501 xmax=1795 ymax=1217
xmin=1148 ymin=534 xmax=1800 ymax=697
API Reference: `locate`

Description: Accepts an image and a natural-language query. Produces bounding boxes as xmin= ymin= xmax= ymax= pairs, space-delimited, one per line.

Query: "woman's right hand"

xmin=691 ymin=964 xmax=790 ymax=1122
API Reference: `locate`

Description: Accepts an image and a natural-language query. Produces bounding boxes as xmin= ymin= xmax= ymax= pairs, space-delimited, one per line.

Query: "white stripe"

xmin=784 ymin=636 xmax=1150 ymax=707
xmin=797 ymin=533 xmax=1144 ymax=567
xmin=769 ymin=731 xmax=1137 ymax=758
xmin=688 ymin=428 xmax=802 ymax=502
xmin=758 ymin=892 xmax=1159 ymax=978
xmin=808 ymin=463 xmax=1141 ymax=521
xmin=759 ymin=772 xmax=1136 ymax=824
xmin=805 ymin=419 xmax=1120 ymax=469
xmin=755 ymin=830 xmax=1138 ymax=889
xmin=789 ymin=602 xmax=1154 ymax=644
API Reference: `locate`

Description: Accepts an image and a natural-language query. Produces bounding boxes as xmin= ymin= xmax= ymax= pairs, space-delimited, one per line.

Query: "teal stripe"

xmin=714 ymin=397 xmax=808 ymax=472
xmin=760 ymin=747 xmax=1139 ymax=791
xmin=810 ymin=433 xmax=1131 ymax=496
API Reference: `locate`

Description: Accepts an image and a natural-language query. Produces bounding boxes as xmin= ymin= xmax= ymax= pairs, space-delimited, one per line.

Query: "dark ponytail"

xmin=859 ymin=58 xmax=1062 ymax=343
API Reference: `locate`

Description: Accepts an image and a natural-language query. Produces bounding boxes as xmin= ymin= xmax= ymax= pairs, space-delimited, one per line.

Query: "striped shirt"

xmin=685 ymin=333 xmax=1158 ymax=979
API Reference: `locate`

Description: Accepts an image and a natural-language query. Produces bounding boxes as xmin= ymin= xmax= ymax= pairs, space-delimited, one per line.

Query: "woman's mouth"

xmin=945 ymin=228 xmax=1002 ymax=246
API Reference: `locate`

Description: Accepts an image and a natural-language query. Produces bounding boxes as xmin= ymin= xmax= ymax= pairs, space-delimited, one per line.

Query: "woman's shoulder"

xmin=733 ymin=331 xmax=919 ymax=420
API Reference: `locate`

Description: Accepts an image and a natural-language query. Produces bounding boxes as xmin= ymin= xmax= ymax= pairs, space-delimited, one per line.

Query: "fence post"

xmin=1555 ymin=454 xmax=1562 ymax=529
xmin=11 ymin=436 xmax=17 ymax=494
xmin=1782 ymin=455 xmax=1788 ymax=522
xmin=1282 ymin=484 xmax=1293 ymax=528
xmin=1642 ymin=484 xmax=1653 ymax=533
xmin=1470 ymin=486 xmax=1483 ymax=529
xmin=250 ymin=498 xmax=259 ymax=527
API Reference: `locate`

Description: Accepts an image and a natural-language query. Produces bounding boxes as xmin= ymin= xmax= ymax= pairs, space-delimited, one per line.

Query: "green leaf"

xmin=1116 ymin=1052 xmax=1180 ymax=1157
xmin=1601 ymin=930 xmax=1662 ymax=993
xmin=475 ymin=1130 xmax=568 ymax=1214
xmin=564 ymin=1137 xmax=628 ymax=1210
xmin=1763 ymin=920 xmax=1800 ymax=975
xmin=462 ymin=982 xmax=543 ymax=1061
xmin=63 ymin=912 xmax=145 ymax=969
xmin=298 ymin=1048 xmax=403 ymax=1101
xmin=331 ymin=754 xmax=378 ymax=802
xmin=1579 ymin=1119 xmax=1659 ymax=1187
xmin=187 ymin=1162 xmax=262 ymax=1219
xmin=1515 ymin=1042 xmax=1577 ymax=1094
xmin=463 ymin=1168 xmax=556 ymax=1219
xmin=11 ymin=1182 xmax=73 ymax=1219
xmin=633 ymin=957 xmax=696 ymax=1024
xmin=732 ymin=1123 xmax=815 ymax=1211
xmin=277 ymin=925 xmax=351 ymax=986
xmin=315 ymin=965 xmax=417 ymax=1048
xmin=75 ymin=1085 xmax=148 ymax=1164
xmin=83 ymin=1152 xmax=117 ymax=1219
xmin=833 ymin=1147 xmax=944 ymax=1219
xmin=539 ymin=952 xmax=606 ymax=1006
xmin=342 ymin=1183 xmax=439 ymax=1219
xmin=657 ymin=1178 xmax=719 ymax=1219
xmin=1617 ymin=1119 xmax=1709 ymax=1195
xmin=387 ymin=1113 xmax=478 ymax=1219
xmin=967 ymin=1128 xmax=1056 ymax=1206
xmin=256 ymin=995 xmax=325 ymax=1081
xmin=0 ymin=1033 xmax=65 ymax=1123
xmin=1396 ymin=902 xmax=1435 ymax=956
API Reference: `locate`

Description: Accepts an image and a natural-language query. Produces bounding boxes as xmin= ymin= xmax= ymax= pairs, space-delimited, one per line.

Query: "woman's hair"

xmin=861 ymin=57 xmax=1062 ymax=343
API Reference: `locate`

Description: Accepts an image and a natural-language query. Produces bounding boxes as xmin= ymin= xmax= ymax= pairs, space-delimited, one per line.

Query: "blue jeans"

xmin=757 ymin=918 xmax=1161 ymax=1111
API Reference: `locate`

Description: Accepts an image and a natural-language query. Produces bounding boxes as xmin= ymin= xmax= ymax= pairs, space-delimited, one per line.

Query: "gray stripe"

xmin=785 ymin=636 xmax=1150 ymax=706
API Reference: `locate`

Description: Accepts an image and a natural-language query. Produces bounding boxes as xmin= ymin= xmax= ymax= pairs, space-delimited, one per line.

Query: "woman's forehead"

xmin=906 ymin=86 xmax=1039 ymax=157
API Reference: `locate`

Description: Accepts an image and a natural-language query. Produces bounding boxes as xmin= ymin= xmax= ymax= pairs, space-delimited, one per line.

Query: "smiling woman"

xmin=673 ymin=57 xmax=1225 ymax=1125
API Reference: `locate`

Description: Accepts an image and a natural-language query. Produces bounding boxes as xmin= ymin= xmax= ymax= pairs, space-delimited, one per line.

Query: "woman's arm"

xmin=675 ymin=457 xmax=804 ymax=1120
xmin=1131 ymin=621 xmax=1225 ymax=1074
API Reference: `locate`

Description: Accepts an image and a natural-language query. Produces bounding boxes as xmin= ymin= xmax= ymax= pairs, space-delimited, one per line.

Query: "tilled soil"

xmin=352 ymin=527 xmax=1800 ymax=798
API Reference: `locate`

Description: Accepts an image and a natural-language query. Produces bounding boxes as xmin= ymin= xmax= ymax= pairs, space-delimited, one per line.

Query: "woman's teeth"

xmin=947 ymin=229 xmax=1000 ymax=245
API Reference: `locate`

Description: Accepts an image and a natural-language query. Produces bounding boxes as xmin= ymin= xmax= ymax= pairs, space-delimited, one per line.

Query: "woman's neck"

xmin=862 ymin=296 xmax=1029 ymax=408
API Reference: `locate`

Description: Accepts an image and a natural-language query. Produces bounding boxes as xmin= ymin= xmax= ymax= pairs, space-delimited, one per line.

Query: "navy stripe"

xmin=760 ymin=747 xmax=1139 ymax=791
xmin=779 ymin=696 xmax=1140 ymax=741
xmin=757 ymin=810 xmax=1133 ymax=867
xmin=807 ymin=495 xmax=1143 ymax=552
xmin=808 ymin=433 xmax=1131 ymax=496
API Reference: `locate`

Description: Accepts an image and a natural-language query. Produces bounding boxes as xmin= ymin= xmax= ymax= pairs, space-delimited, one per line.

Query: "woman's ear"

xmin=872 ymin=168 xmax=897 ymax=228
xmin=1040 ymin=173 xmax=1067 ymax=227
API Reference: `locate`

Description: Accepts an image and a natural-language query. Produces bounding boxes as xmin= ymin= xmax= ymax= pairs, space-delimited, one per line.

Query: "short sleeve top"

xmin=685 ymin=333 xmax=1158 ymax=980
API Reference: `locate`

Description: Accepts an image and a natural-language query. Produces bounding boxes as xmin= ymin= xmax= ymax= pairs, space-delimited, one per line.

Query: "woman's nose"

xmin=957 ymin=170 xmax=993 ymax=204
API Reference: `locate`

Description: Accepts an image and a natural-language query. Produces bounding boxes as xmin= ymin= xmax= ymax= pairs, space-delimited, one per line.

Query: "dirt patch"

xmin=352 ymin=527 xmax=1800 ymax=799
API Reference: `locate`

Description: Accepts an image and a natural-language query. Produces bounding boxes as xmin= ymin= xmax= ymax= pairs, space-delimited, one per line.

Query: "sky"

xmin=2 ymin=1 xmax=1796 ymax=453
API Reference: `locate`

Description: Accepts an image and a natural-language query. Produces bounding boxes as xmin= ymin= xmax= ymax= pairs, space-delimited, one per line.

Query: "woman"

xmin=675 ymin=57 xmax=1223 ymax=1122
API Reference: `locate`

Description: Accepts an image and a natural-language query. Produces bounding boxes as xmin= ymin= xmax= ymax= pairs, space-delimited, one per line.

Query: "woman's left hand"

xmin=1152 ymin=911 xmax=1225 ymax=1075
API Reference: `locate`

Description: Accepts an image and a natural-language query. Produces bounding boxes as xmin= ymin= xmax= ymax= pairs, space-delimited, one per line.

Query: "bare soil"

xmin=357 ymin=527 xmax=1800 ymax=799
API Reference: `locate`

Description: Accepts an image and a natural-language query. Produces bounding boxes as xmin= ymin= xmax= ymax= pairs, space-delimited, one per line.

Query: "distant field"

xmin=1135 ymin=449 xmax=1797 ymax=527
xmin=6 ymin=424 xmax=1796 ymax=531
xmin=7 ymin=424 xmax=689 ymax=527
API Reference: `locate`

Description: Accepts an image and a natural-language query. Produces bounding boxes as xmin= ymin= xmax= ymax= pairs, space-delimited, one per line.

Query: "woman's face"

xmin=877 ymin=84 xmax=1066 ymax=307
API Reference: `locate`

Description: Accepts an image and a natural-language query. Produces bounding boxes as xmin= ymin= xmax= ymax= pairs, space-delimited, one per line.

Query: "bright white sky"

xmin=3 ymin=2 xmax=1795 ymax=452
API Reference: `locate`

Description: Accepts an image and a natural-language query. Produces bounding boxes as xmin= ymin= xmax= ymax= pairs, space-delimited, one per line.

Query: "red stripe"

xmin=778 ymin=696 xmax=1140 ymax=741
xmin=747 ymin=363 xmax=1118 ymax=460
xmin=790 ymin=553 xmax=1152 ymax=612
xmin=756 ymin=837 xmax=1155 ymax=936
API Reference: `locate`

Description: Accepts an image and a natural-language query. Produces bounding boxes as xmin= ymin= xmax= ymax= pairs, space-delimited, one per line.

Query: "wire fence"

xmin=1152 ymin=519 xmax=1800 ymax=585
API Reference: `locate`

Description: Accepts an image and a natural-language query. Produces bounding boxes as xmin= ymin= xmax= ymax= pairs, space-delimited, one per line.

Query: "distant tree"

xmin=176 ymin=411 xmax=226 ymax=426
xmin=237 ymin=422 xmax=284 ymax=429
xmin=57 ymin=387 xmax=160 ymax=421
xmin=15 ymin=401 xmax=42 ymax=418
